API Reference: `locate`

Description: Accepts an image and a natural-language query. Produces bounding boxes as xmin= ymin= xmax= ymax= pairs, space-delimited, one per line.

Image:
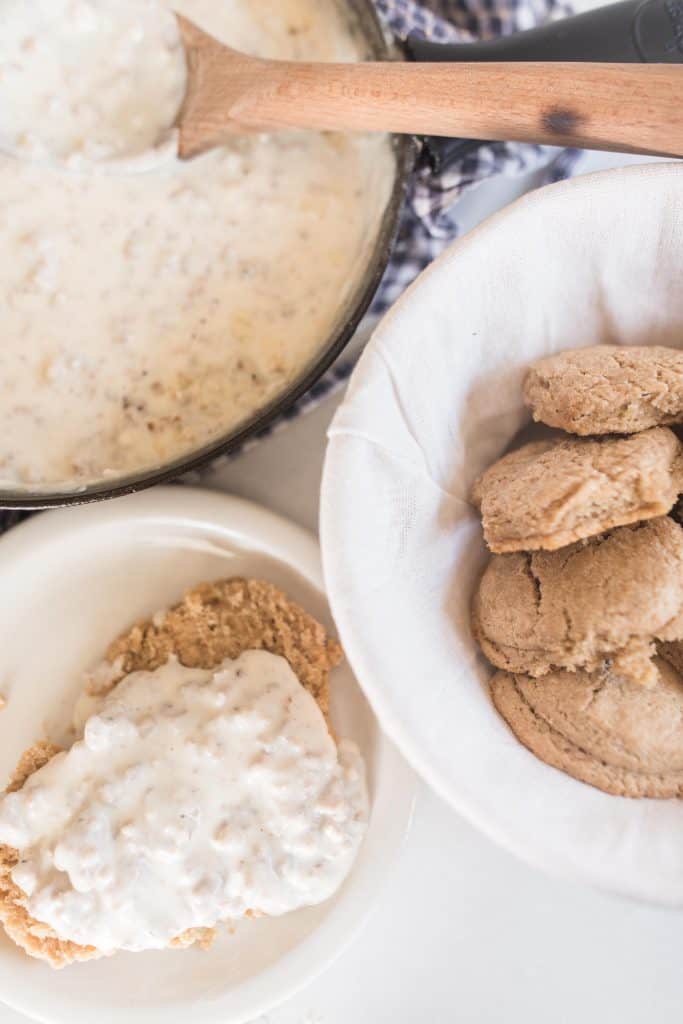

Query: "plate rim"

xmin=0 ymin=486 xmax=416 ymax=1024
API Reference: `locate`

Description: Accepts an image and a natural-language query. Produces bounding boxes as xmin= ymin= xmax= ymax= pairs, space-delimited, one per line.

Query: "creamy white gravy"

xmin=0 ymin=0 xmax=187 ymax=166
xmin=0 ymin=0 xmax=394 ymax=491
xmin=0 ymin=651 xmax=368 ymax=953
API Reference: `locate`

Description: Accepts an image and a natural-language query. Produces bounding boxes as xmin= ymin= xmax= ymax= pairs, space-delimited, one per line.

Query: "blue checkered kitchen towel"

xmin=0 ymin=0 xmax=580 ymax=534
xmin=372 ymin=0 xmax=579 ymax=315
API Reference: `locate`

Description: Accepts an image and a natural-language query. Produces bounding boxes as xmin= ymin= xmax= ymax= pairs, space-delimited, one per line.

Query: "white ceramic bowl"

xmin=321 ymin=163 xmax=683 ymax=906
xmin=0 ymin=488 xmax=415 ymax=1024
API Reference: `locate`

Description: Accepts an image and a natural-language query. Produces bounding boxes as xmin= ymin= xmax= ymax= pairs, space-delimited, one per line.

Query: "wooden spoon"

xmin=176 ymin=15 xmax=683 ymax=161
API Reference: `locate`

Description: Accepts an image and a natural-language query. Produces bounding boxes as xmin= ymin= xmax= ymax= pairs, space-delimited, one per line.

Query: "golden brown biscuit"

xmin=491 ymin=659 xmax=683 ymax=798
xmin=472 ymin=428 xmax=683 ymax=553
xmin=472 ymin=518 xmax=683 ymax=687
xmin=524 ymin=344 xmax=683 ymax=435
xmin=96 ymin=578 xmax=340 ymax=720
xmin=0 ymin=579 xmax=342 ymax=968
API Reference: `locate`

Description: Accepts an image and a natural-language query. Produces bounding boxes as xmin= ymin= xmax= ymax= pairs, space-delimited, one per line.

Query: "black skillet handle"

xmin=405 ymin=0 xmax=683 ymax=64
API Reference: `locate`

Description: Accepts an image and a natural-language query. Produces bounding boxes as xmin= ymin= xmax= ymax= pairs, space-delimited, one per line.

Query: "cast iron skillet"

xmin=4 ymin=0 xmax=681 ymax=509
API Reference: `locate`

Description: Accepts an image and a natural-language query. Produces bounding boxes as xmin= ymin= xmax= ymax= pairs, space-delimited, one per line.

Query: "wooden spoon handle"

xmin=178 ymin=24 xmax=683 ymax=160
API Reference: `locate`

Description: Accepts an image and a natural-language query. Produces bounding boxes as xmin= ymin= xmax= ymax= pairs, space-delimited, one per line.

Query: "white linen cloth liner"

xmin=321 ymin=163 xmax=683 ymax=905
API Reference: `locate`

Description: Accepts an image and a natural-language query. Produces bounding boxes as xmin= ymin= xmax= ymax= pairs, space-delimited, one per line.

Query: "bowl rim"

xmin=321 ymin=162 xmax=683 ymax=906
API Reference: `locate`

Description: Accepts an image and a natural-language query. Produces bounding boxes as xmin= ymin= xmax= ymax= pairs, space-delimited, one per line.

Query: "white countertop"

xmin=4 ymin=150 xmax=683 ymax=1024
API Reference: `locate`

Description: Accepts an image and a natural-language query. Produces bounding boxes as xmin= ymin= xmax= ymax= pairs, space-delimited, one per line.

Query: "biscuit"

xmin=472 ymin=518 xmax=683 ymax=686
xmin=96 ymin=577 xmax=340 ymax=720
xmin=491 ymin=659 xmax=683 ymax=798
xmin=472 ymin=428 xmax=683 ymax=553
xmin=0 ymin=579 xmax=342 ymax=968
xmin=523 ymin=345 xmax=683 ymax=435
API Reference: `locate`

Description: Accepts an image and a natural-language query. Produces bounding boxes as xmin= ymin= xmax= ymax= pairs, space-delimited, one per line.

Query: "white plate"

xmin=321 ymin=163 xmax=683 ymax=906
xmin=0 ymin=487 xmax=415 ymax=1024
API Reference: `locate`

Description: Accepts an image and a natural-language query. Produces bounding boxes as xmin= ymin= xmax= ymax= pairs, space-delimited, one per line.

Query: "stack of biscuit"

xmin=471 ymin=345 xmax=683 ymax=797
